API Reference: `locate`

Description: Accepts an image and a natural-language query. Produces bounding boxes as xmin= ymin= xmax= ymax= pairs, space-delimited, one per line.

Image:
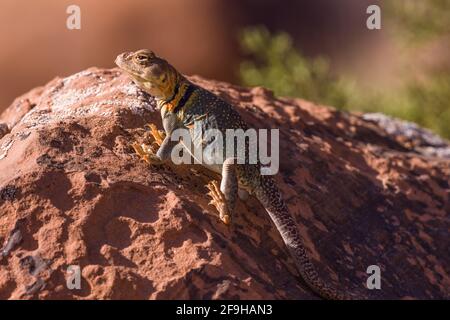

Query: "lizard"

xmin=115 ymin=49 xmax=352 ymax=300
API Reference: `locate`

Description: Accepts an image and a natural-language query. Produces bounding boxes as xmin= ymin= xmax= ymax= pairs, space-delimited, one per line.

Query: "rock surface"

xmin=0 ymin=68 xmax=449 ymax=299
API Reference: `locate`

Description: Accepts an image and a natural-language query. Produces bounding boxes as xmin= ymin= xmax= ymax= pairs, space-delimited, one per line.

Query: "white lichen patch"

xmin=118 ymin=82 xmax=155 ymax=116
xmin=17 ymin=70 xmax=156 ymax=131
xmin=363 ymin=113 xmax=450 ymax=158
xmin=62 ymin=70 xmax=95 ymax=86
xmin=0 ymin=137 xmax=14 ymax=160
xmin=0 ymin=69 xmax=157 ymax=161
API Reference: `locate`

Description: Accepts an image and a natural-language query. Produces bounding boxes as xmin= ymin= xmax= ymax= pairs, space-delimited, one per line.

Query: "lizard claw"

xmin=132 ymin=123 xmax=166 ymax=165
xmin=206 ymin=180 xmax=231 ymax=225
xmin=131 ymin=141 xmax=162 ymax=164
xmin=221 ymin=214 xmax=231 ymax=225
xmin=146 ymin=123 xmax=165 ymax=146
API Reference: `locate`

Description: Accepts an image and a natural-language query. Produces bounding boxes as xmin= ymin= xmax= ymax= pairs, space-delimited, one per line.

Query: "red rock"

xmin=0 ymin=68 xmax=448 ymax=299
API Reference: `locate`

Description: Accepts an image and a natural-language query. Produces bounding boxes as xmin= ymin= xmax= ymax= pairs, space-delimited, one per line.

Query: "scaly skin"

xmin=115 ymin=49 xmax=352 ymax=300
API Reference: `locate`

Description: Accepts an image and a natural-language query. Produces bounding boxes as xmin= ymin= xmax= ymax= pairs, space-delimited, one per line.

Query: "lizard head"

xmin=115 ymin=49 xmax=181 ymax=100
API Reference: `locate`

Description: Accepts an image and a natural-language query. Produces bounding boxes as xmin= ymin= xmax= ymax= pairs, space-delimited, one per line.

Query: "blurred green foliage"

xmin=239 ymin=27 xmax=355 ymax=109
xmin=360 ymin=73 xmax=450 ymax=139
xmin=238 ymin=1 xmax=450 ymax=139
xmin=384 ymin=0 xmax=450 ymax=43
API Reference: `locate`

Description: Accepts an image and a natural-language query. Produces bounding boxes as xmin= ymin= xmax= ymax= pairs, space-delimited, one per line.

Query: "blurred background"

xmin=0 ymin=0 xmax=449 ymax=137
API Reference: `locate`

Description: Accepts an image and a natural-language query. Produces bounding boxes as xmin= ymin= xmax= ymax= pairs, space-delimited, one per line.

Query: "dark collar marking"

xmin=166 ymin=81 xmax=181 ymax=104
xmin=172 ymin=83 xmax=195 ymax=114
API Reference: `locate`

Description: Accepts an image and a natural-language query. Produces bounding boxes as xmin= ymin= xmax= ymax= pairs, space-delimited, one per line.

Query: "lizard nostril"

xmin=115 ymin=52 xmax=132 ymax=66
xmin=122 ymin=52 xmax=132 ymax=60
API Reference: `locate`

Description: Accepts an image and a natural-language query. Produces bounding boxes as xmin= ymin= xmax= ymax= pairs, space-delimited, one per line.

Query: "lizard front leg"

xmin=146 ymin=123 xmax=165 ymax=146
xmin=207 ymin=158 xmax=238 ymax=225
xmin=131 ymin=142 xmax=161 ymax=164
xmin=131 ymin=123 xmax=166 ymax=164
xmin=155 ymin=111 xmax=182 ymax=161
xmin=133 ymin=108 xmax=180 ymax=164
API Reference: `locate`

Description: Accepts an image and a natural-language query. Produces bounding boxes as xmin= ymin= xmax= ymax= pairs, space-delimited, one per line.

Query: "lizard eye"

xmin=135 ymin=54 xmax=149 ymax=64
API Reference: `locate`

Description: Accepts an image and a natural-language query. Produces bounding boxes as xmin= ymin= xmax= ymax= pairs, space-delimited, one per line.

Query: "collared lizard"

xmin=115 ymin=49 xmax=352 ymax=300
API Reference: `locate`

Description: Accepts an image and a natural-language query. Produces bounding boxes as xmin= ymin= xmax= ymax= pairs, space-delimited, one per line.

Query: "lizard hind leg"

xmin=206 ymin=159 xmax=238 ymax=225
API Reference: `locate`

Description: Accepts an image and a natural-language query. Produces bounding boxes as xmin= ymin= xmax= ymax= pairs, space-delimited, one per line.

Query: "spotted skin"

xmin=116 ymin=49 xmax=352 ymax=300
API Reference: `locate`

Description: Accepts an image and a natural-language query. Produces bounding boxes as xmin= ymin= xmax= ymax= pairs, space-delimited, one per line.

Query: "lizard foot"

xmin=206 ymin=180 xmax=231 ymax=225
xmin=145 ymin=123 xmax=166 ymax=146
xmin=131 ymin=141 xmax=162 ymax=164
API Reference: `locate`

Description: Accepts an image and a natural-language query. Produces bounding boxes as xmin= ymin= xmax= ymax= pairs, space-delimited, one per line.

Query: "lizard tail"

xmin=253 ymin=175 xmax=353 ymax=300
